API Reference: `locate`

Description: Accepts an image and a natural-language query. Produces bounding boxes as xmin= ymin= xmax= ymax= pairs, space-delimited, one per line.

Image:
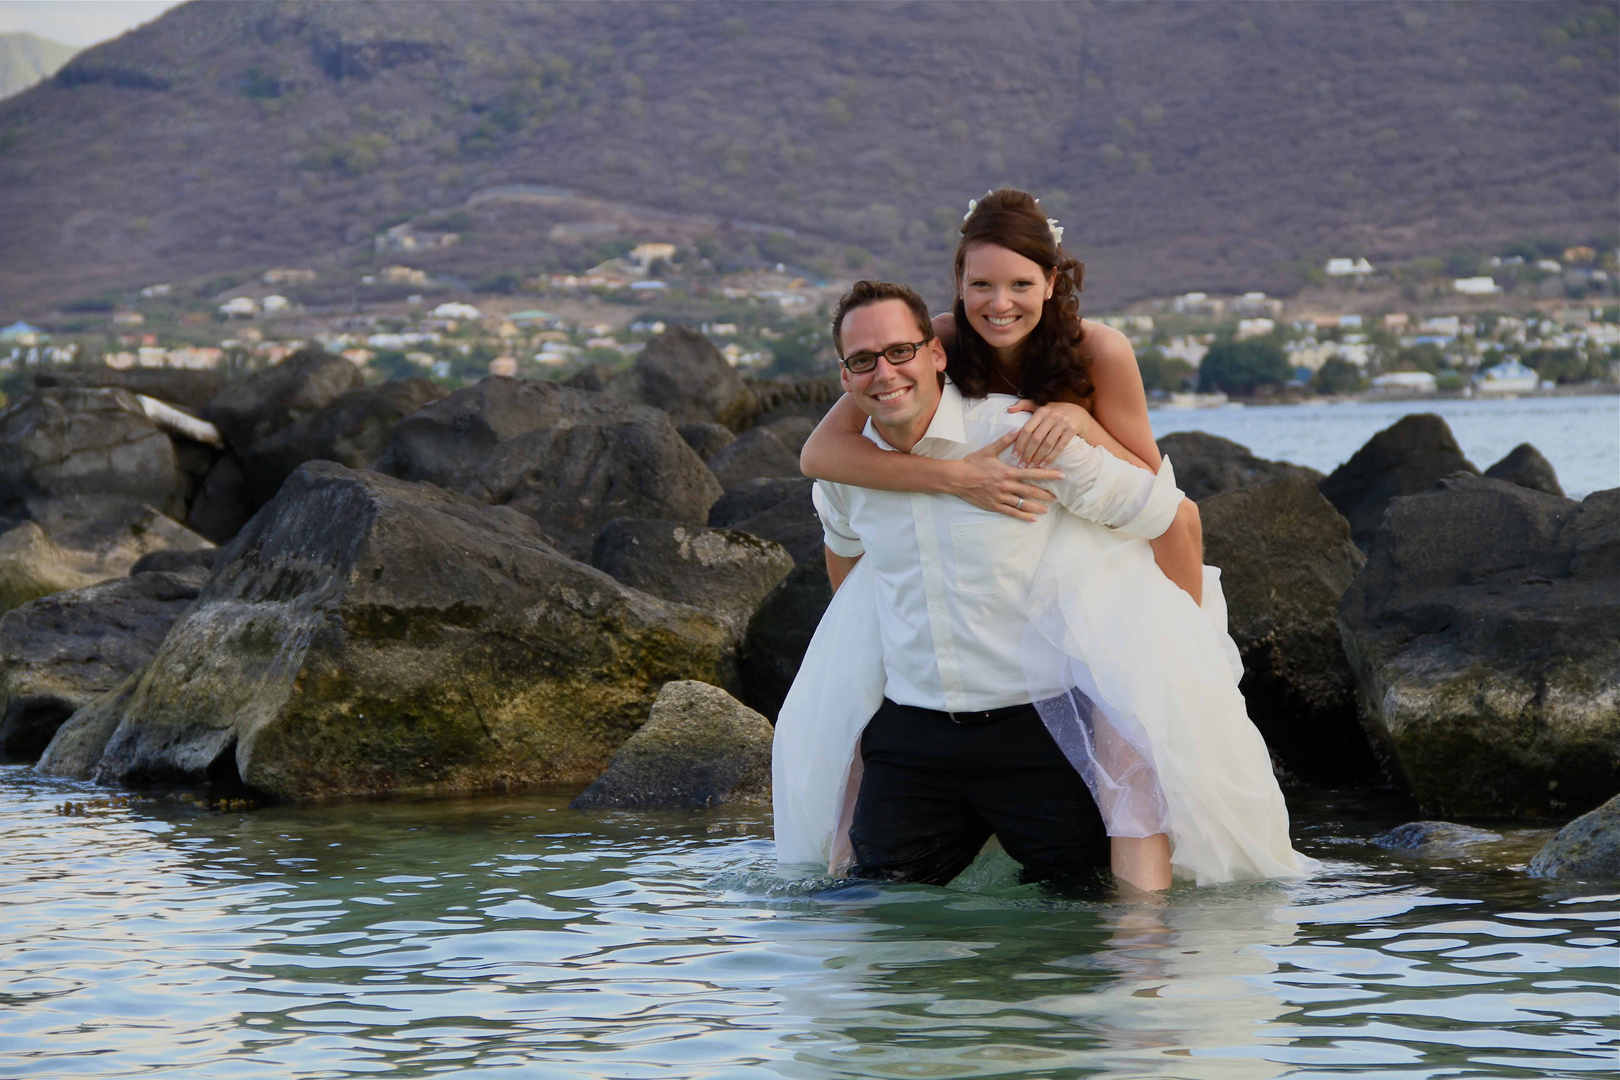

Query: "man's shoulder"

xmin=959 ymin=392 xmax=1025 ymax=441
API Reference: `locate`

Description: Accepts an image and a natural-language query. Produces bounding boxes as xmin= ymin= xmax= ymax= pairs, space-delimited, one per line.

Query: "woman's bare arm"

xmin=799 ymin=394 xmax=1062 ymax=522
xmin=1081 ymin=322 xmax=1162 ymax=470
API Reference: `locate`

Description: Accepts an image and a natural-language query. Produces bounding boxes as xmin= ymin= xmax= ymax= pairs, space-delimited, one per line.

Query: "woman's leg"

xmin=1110 ymin=834 xmax=1172 ymax=892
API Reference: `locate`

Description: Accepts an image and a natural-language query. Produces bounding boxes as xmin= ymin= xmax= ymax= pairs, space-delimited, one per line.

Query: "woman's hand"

xmin=1006 ymin=399 xmax=1093 ymax=467
xmin=948 ymin=431 xmax=1064 ymax=522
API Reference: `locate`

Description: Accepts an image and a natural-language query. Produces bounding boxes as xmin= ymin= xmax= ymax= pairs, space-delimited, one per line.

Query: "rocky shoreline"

xmin=3 ymin=328 xmax=1615 ymax=878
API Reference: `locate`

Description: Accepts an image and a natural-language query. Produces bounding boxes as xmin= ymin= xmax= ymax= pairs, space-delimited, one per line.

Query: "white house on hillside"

xmin=1325 ymin=258 xmax=1374 ymax=277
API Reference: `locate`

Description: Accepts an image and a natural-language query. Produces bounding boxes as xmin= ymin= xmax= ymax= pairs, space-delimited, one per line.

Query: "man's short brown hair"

xmin=831 ymin=280 xmax=933 ymax=358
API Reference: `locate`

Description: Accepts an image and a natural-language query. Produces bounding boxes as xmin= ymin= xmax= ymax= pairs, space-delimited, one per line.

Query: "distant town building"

xmin=111 ymin=311 xmax=145 ymax=326
xmin=489 ymin=356 xmax=518 ymax=378
xmin=1382 ymin=313 xmax=1410 ymax=329
xmin=1160 ymin=337 xmax=1209 ymax=367
xmin=263 ymin=268 xmax=317 ymax=285
xmin=261 ymin=295 xmax=290 ymax=313
xmin=1453 ymin=277 xmax=1502 ymax=296
xmin=1370 ymin=371 xmax=1437 ymax=392
xmin=1235 ymin=318 xmax=1276 ymax=340
xmin=374 ymin=224 xmax=459 ymax=254
xmin=628 ymin=242 xmax=677 ymax=274
xmin=1231 ymin=293 xmax=1283 ymax=318
xmin=381 ymin=266 xmax=429 ymax=285
xmin=139 ymin=283 xmax=172 ymax=298
xmin=1476 ymin=359 xmax=1539 ymax=393
xmin=219 ymin=297 xmax=258 ymax=318
xmin=430 ymin=302 xmax=482 ymax=320
xmin=1324 ymin=258 xmax=1374 ymax=277
xmin=1171 ymin=292 xmax=1225 ymax=317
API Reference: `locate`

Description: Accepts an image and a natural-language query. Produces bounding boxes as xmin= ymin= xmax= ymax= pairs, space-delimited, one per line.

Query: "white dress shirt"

xmin=813 ymin=382 xmax=1183 ymax=714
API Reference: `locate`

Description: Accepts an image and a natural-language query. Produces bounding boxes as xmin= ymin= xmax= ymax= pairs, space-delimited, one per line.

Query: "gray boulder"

xmin=678 ymin=421 xmax=736 ymax=462
xmin=185 ymin=452 xmax=255 ymax=544
xmin=1485 ymin=443 xmax=1563 ymax=497
xmin=376 ymin=377 xmax=722 ymax=560
xmin=0 ymin=387 xmax=188 ymax=526
xmin=204 ymin=347 xmax=364 ymax=452
xmin=590 ymin=518 xmax=794 ymax=635
xmin=1201 ymin=474 xmax=1376 ymax=780
xmin=744 ymin=374 xmax=840 ymax=427
xmin=1157 ymin=432 xmax=1322 ymax=502
xmin=240 ymin=378 xmax=446 ymax=505
xmin=1530 ymin=795 xmax=1620 ymax=879
xmin=130 ymin=547 xmax=219 ymax=576
xmin=706 ymin=423 xmax=805 ymax=491
xmin=739 ymin=561 xmax=833 ymax=721
xmin=1318 ymin=413 xmax=1479 ymax=550
xmin=613 ymin=326 xmax=757 ymax=431
xmin=1339 ymin=475 xmax=1620 ymax=817
xmin=708 ymin=477 xmax=823 ymax=566
xmin=34 ymin=670 xmax=142 ymax=779
xmin=0 ymin=523 xmax=98 ymax=616
xmin=1 ymin=569 xmax=205 ymax=759
xmin=0 ymin=506 xmax=212 ymax=615
xmin=570 ymin=681 xmax=773 ymax=809
xmin=34 ymin=368 xmax=226 ymax=413
xmin=89 ymin=462 xmax=730 ymax=800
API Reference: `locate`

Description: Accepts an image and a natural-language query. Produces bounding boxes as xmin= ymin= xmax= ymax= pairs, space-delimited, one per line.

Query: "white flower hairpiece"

xmin=1047 ymin=217 xmax=1064 ymax=247
xmin=963 ymin=188 xmax=997 ymax=222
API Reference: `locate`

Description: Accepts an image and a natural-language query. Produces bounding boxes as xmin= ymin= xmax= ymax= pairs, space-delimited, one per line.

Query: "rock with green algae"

xmin=1530 ymin=794 xmax=1620 ymax=879
xmin=570 ymin=680 xmax=772 ymax=810
xmin=1339 ymin=475 xmax=1620 ymax=818
xmin=85 ymin=462 xmax=732 ymax=801
xmin=35 ymin=670 xmax=143 ymax=778
xmin=0 ymin=522 xmax=98 ymax=616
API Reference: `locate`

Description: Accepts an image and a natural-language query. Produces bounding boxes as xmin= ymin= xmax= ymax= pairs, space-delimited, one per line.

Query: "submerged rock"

xmin=590 ymin=518 xmax=794 ymax=635
xmin=1339 ymin=476 xmax=1620 ymax=818
xmin=1530 ymin=795 xmax=1620 ymax=879
xmin=1200 ymin=474 xmax=1376 ymax=780
xmin=1157 ymin=432 xmax=1322 ymax=502
xmin=90 ymin=462 xmax=730 ymax=800
xmin=204 ymin=347 xmax=364 ymax=452
xmin=570 ymin=681 xmax=773 ymax=809
xmin=34 ymin=670 xmax=142 ymax=779
xmin=1484 ymin=443 xmax=1564 ymax=497
xmin=612 ymin=325 xmax=757 ymax=431
xmin=239 ymin=378 xmax=446 ymax=506
xmin=1374 ymin=821 xmax=1504 ymax=852
xmin=1319 ymin=413 xmax=1479 ymax=551
xmin=0 ymin=387 xmax=189 ymax=526
xmin=376 ymin=377 xmax=722 ymax=560
xmin=2 ymin=570 xmax=205 ymax=759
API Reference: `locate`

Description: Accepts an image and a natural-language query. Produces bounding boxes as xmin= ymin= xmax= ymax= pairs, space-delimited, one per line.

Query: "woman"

xmin=779 ymin=189 xmax=1310 ymax=889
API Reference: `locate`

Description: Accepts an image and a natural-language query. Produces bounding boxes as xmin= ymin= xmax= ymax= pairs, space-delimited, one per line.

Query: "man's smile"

xmin=872 ymin=386 xmax=911 ymax=402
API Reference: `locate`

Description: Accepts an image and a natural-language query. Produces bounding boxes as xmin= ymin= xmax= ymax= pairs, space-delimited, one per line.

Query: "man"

xmin=800 ymin=280 xmax=1195 ymax=891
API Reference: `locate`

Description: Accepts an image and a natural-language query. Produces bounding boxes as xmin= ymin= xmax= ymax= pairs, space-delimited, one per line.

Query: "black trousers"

xmin=849 ymin=698 xmax=1111 ymax=888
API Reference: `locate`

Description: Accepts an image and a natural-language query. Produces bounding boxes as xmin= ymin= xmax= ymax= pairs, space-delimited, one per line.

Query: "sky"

xmin=0 ymin=0 xmax=187 ymax=48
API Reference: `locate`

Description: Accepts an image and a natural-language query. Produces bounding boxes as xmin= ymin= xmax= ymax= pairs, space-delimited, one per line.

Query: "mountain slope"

xmin=0 ymin=32 xmax=77 ymax=100
xmin=0 ymin=0 xmax=1615 ymax=314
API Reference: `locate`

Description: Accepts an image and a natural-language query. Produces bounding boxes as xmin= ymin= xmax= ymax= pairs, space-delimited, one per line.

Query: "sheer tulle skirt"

xmin=772 ymin=519 xmax=1316 ymax=885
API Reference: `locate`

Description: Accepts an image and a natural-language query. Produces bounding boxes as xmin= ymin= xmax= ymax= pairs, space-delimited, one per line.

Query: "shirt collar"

xmin=861 ymin=378 xmax=969 ymax=456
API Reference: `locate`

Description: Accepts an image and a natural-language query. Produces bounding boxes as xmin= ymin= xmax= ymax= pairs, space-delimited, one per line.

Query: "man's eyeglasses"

xmin=840 ymin=338 xmax=933 ymax=374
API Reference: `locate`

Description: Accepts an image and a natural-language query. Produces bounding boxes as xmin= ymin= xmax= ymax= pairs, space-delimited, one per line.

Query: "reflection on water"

xmin=1 ymin=766 xmax=1615 ymax=1079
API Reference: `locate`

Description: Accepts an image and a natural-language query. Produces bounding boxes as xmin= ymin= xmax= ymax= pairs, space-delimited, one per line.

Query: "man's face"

xmin=837 ymin=299 xmax=947 ymax=445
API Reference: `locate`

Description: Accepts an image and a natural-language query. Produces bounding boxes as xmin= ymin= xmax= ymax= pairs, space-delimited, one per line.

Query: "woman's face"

xmin=959 ymin=242 xmax=1054 ymax=359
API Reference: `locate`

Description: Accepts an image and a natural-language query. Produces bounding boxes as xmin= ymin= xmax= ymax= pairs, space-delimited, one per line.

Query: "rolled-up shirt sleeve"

xmin=1050 ymin=439 xmax=1185 ymax=540
xmin=812 ymin=480 xmax=865 ymax=558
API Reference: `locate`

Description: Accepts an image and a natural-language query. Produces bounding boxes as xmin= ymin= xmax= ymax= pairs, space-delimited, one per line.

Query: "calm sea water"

xmin=1149 ymin=394 xmax=1619 ymax=499
xmin=3 ymin=766 xmax=1615 ymax=1079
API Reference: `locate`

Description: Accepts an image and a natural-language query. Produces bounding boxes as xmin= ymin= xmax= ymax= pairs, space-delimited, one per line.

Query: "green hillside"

xmin=0 ymin=0 xmax=1615 ymax=315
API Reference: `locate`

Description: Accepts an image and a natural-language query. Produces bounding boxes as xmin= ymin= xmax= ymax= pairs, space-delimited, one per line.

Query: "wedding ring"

xmin=1015 ymin=497 xmax=1024 ymax=510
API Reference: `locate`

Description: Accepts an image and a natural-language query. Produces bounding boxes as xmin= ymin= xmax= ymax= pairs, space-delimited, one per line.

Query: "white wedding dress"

xmin=773 ymin=479 xmax=1316 ymax=886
